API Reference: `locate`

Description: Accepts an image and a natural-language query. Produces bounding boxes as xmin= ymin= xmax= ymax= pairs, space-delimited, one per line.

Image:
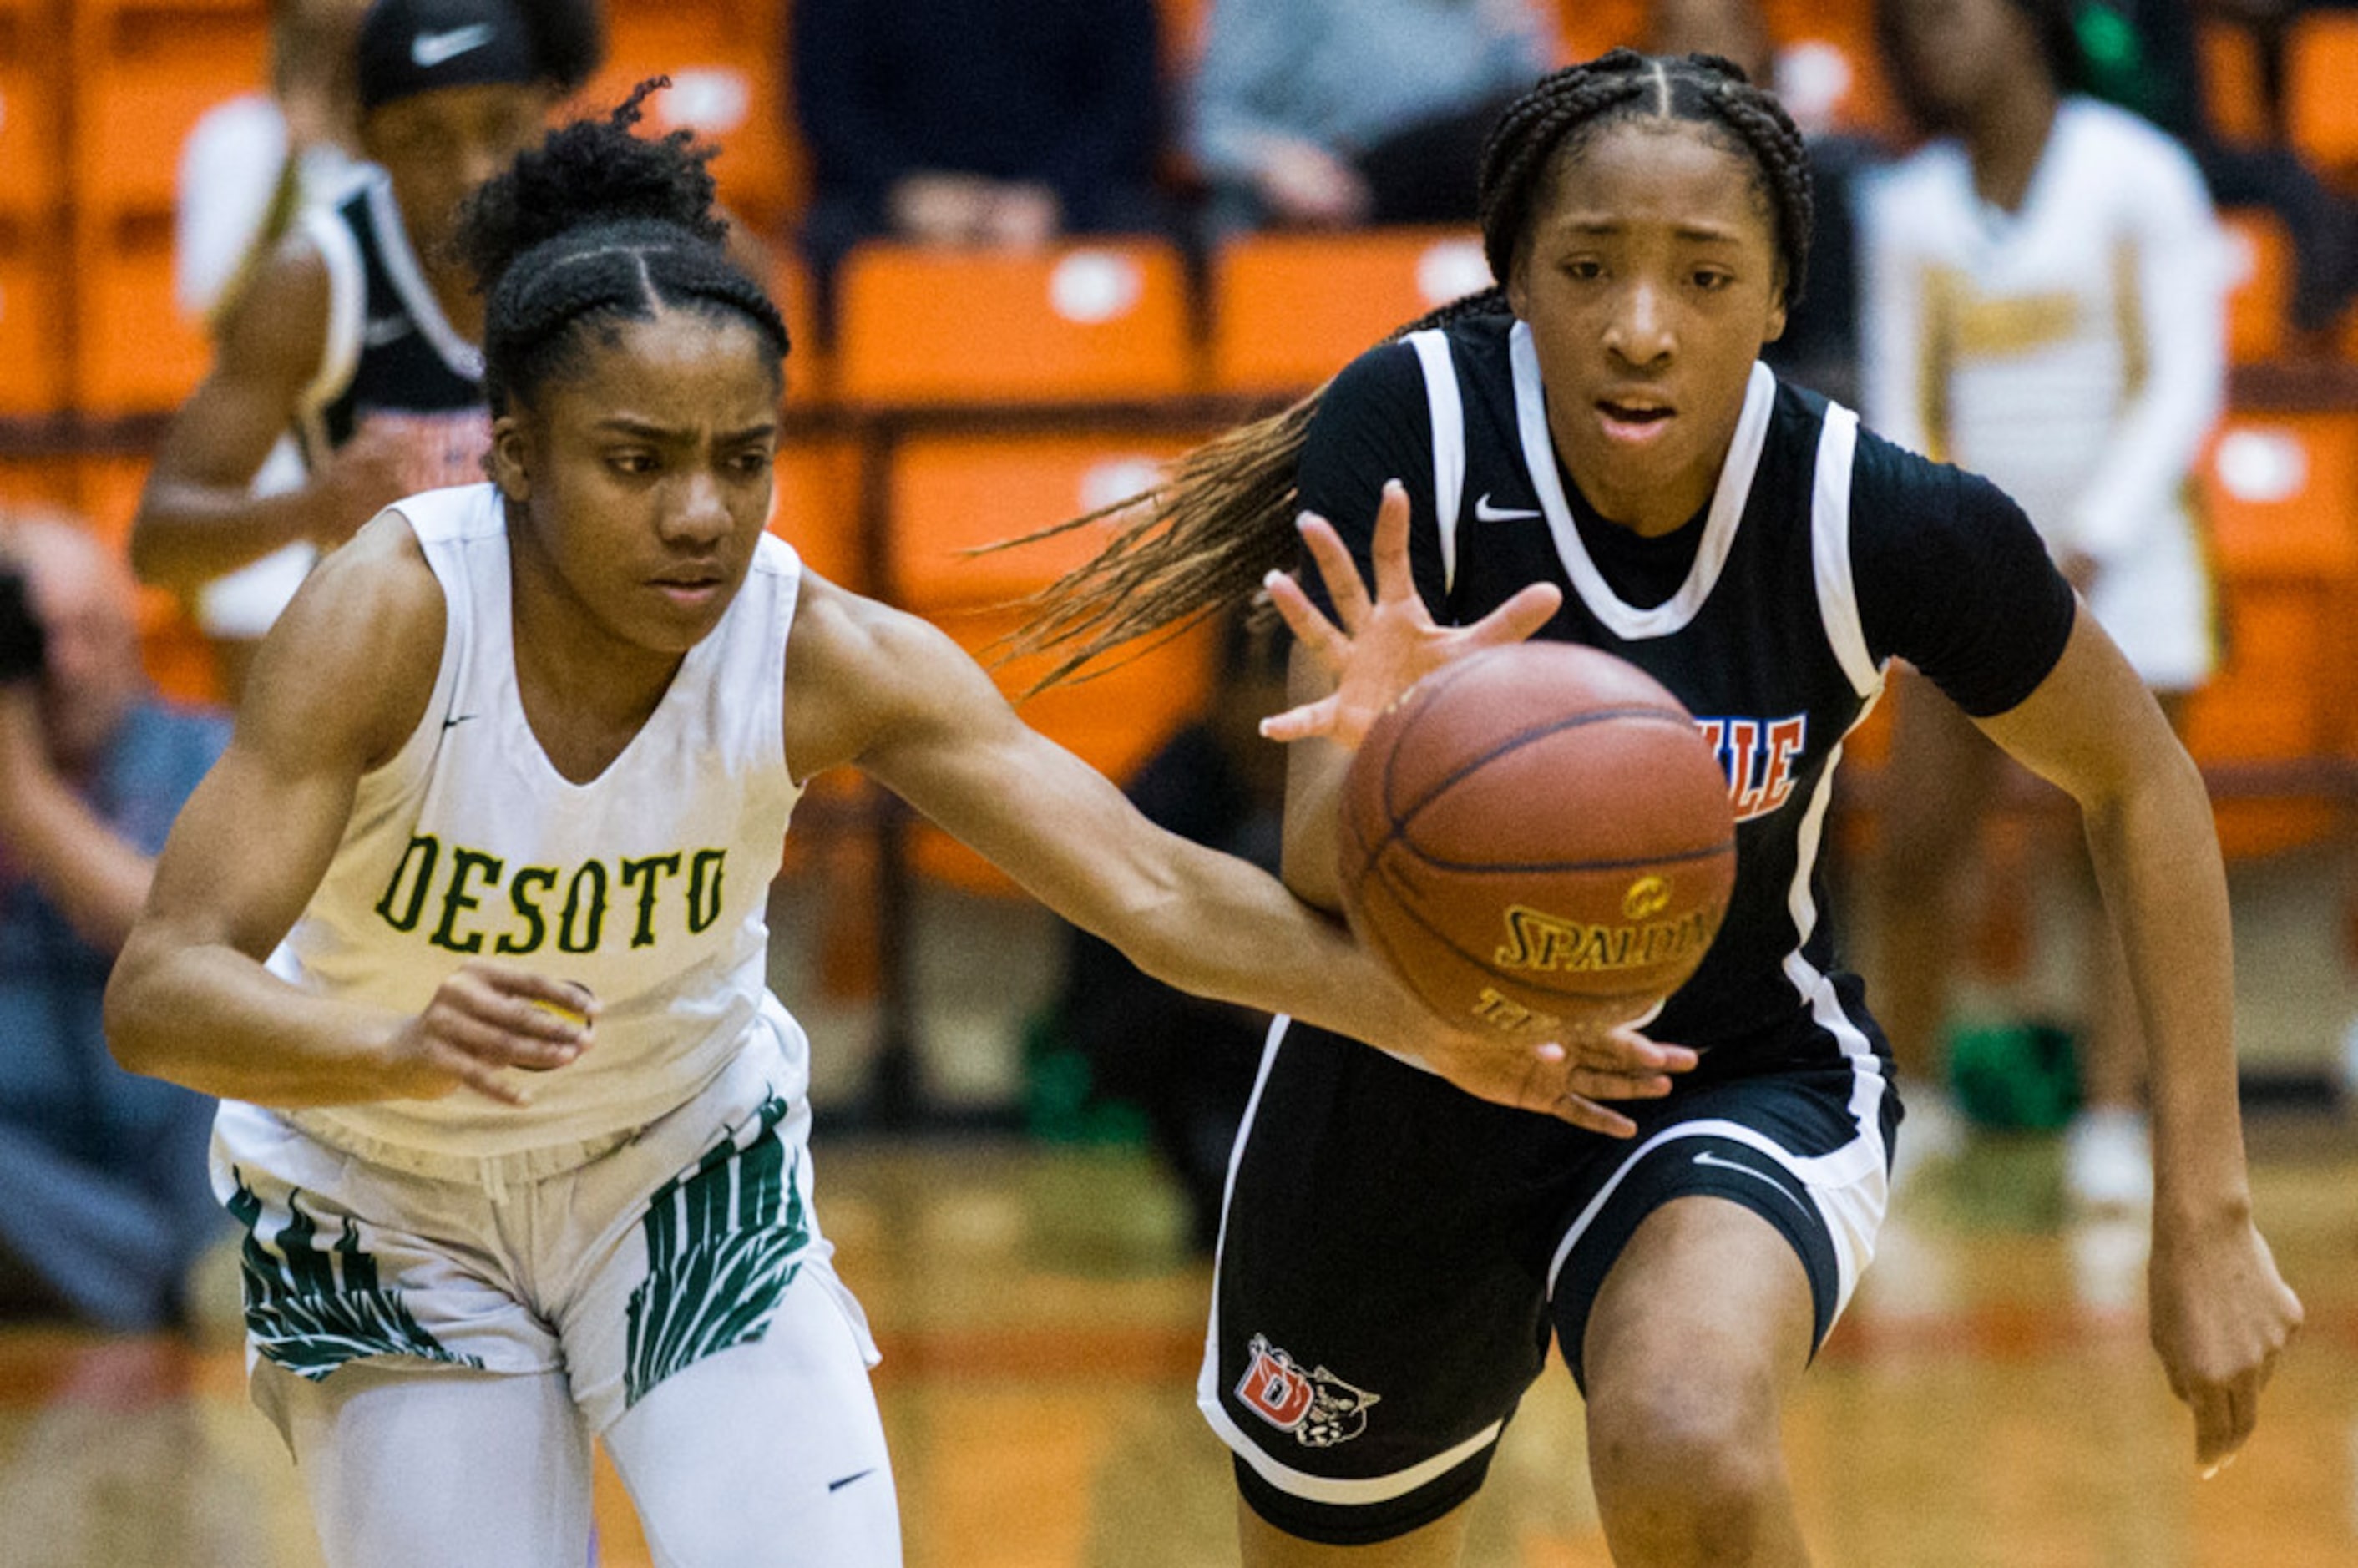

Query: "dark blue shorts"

xmin=1201 ymin=1017 xmax=1895 ymax=1547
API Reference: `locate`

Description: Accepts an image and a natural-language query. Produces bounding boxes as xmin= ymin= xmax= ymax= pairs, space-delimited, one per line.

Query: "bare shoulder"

xmin=782 ymin=571 xmax=993 ymax=781
xmin=208 ymin=228 xmax=334 ymax=390
xmin=240 ymin=510 xmax=447 ymax=772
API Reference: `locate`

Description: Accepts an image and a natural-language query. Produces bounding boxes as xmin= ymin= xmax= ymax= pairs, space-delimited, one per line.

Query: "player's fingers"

xmin=2187 ymin=1379 xmax=2244 ymax=1470
xmin=1262 ymin=569 xmax=1352 ymax=669
xmin=1296 ymin=513 xmax=1374 ymax=632
xmin=1562 ymin=1070 xmax=1676 ymax=1101
xmin=1369 ymin=481 xmax=1414 ymax=608
xmin=1465 ymin=582 xmax=1565 ymax=650
xmin=1581 ymin=1028 xmax=1698 ymax=1075
xmin=428 ymin=1041 xmax=531 ymax=1107
xmin=1549 ymin=1094 xmax=1639 ymax=1138
xmin=1261 ymin=695 xmax=1342 ymax=744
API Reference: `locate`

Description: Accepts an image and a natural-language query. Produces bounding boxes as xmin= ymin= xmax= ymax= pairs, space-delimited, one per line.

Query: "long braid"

xmin=1004 ymin=51 xmax=1813 ymax=689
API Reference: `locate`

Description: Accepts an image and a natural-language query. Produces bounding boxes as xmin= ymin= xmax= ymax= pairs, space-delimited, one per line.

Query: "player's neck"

xmin=1962 ymin=77 xmax=2060 ymax=215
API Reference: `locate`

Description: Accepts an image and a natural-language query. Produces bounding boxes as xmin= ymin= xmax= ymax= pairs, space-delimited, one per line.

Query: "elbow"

xmin=102 ymin=948 xmax=171 ymax=1080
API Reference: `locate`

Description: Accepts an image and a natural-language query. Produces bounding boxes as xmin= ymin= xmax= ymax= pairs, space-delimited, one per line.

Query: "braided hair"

xmin=453 ymin=81 xmax=789 ymax=417
xmin=1007 ymin=50 xmax=1812 ymax=690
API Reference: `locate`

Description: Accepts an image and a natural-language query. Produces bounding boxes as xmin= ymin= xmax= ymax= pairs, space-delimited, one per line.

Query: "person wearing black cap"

xmin=130 ymin=0 xmax=600 ymax=701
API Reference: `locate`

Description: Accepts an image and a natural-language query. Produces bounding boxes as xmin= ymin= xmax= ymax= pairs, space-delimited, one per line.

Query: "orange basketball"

xmin=1336 ymin=643 xmax=1737 ymax=1037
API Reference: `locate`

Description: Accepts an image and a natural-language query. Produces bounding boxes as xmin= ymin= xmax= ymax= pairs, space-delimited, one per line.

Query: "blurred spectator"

xmin=0 ymin=516 xmax=230 ymax=1331
xmin=1187 ymin=0 xmax=1554 ymax=235
xmin=2071 ymin=0 xmax=2358 ymax=337
xmin=141 ymin=0 xmax=601 ymax=701
xmin=1047 ymin=615 xmax=1290 ymax=1254
xmin=790 ymin=0 xmax=1174 ymax=333
xmin=1859 ymin=0 xmax=2229 ymax=1207
xmin=1647 ymin=0 xmax=1892 ymax=404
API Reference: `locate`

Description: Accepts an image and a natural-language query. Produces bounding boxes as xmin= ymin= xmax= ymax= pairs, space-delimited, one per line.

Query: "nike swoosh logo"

xmin=441 ymin=713 xmax=477 ymax=730
xmin=1691 ymin=1148 xmax=1812 ymax=1216
xmin=827 ymin=1468 xmax=877 ymax=1492
xmin=412 ymin=24 xmax=493 ymax=68
xmin=1473 ymin=493 xmax=1541 ymax=522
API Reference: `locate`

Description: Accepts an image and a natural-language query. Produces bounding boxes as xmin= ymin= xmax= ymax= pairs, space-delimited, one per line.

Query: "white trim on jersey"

xmin=367 ymin=175 xmax=485 ymax=384
xmin=1512 ymin=325 xmax=1777 ymax=641
xmin=1404 ymin=331 xmax=1467 ymax=594
xmin=1809 ymin=404 xmax=1883 ymax=701
xmin=1198 ymin=1017 xmax=1510 ymax=1508
xmin=296 ymin=200 xmax=368 ymax=461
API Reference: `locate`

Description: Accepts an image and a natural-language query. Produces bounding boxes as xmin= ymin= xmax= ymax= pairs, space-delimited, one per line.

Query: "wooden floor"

xmin=3 ymin=1111 xmax=2352 ymax=1568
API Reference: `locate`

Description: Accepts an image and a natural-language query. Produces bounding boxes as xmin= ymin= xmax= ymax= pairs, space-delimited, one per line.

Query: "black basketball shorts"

xmin=1201 ymin=1016 xmax=1895 ymax=1547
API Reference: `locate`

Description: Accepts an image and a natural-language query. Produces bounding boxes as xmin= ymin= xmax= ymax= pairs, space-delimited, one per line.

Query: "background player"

xmin=101 ymin=97 xmax=1682 ymax=1568
xmin=1014 ymin=50 xmax=2300 ymax=1567
xmin=132 ymin=0 xmax=600 ymax=698
xmin=1857 ymin=0 xmax=2230 ymax=1207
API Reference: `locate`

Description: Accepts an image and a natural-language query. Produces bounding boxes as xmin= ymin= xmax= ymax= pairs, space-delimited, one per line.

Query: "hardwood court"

xmin=1 ymin=1115 xmax=2350 ymax=1568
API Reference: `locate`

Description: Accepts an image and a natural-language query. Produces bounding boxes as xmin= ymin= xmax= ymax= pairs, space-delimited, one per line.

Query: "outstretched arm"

xmin=1976 ymin=605 xmax=2301 ymax=1473
xmin=782 ymin=574 xmax=1688 ymax=1134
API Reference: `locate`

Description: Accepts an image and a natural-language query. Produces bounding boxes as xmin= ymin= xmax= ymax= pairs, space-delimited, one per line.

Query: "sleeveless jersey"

xmin=1304 ymin=316 xmax=2074 ymax=1074
xmin=267 ymin=483 xmax=808 ymax=1158
xmin=292 ymin=170 xmax=489 ymax=474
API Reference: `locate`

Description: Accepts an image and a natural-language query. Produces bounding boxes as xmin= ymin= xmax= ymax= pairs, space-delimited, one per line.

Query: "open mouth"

xmin=1596 ymin=398 xmax=1677 ymax=443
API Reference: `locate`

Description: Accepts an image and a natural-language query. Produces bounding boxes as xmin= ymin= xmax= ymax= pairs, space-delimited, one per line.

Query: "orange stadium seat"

xmin=578 ymin=2 xmax=803 ymax=230
xmin=771 ymin=250 xmax=830 ymax=405
xmin=907 ymin=609 xmax=1215 ymax=894
xmin=2219 ymin=209 xmax=2292 ymax=364
xmin=73 ymin=216 xmax=215 ymax=415
xmin=769 ymin=436 xmax=864 ymax=592
xmin=0 ymin=7 xmax=63 ymax=221
xmin=834 ymin=240 xmax=1194 ymax=405
xmin=2287 ymin=12 xmax=2358 ymax=170
xmin=883 ymin=432 xmax=1205 ymax=610
xmin=1207 ymin=228 xmax=1494 ymax=397
xmin=0 ymin=227 xmax=69 ymax=416
xmin=1556 ymin=0 xmax=1647 ymax=63
xmin=73 ymin=3 xmax=269 ymax=221
xmin=2186 ymin=415 xmax=2358 ymax=855
xmin=2198 ymin=18 xmax=2270 ymax=145
xmin=77 ymin=453 xmax=225 ymax=706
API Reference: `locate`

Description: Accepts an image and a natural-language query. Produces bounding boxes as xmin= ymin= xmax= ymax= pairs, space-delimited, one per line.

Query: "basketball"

xmin=1336 ymin=643 xmax=1738 ymax=1037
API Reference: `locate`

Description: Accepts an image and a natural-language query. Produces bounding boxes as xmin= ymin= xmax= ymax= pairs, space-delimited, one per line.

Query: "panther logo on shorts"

xmin=1236 ymin=1333 xmax=1379 ymax=1448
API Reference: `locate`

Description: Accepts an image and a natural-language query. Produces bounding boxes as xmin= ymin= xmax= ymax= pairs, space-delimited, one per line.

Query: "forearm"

xmin=0 ymin=775 xmax=154 ymax=952
xmin=131 ymin=480 xmax=326 ymax=595
xmin=2081 ymin=744 xmax=2250 ymax=1217
xmin=105 ymin=926 xmax=407 ymax=1106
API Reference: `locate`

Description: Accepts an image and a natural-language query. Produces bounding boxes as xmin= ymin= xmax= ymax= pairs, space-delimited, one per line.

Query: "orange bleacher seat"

xmin=78 ymin=453 xmax=225 ymax=706
xmin=908 ymin=609 xmax=1216 ymax=893
xmin=769 ymin=436 xmax=864 ymax=591
xmin=771 ymin=251 xmax=830 ymax=405
xmin=2287 ymin=12 xmax=2358 ymax=170
xmin=1556 ymin=0 xmax=1647 ymax=63
xmin=0 ymin=7 xmax=63 ymax=221
xmin=1207 ymin=228 xmax=1493 ymax=398
xmin=835 ymin=240 xmax=1194 ymax=406
xmin=73 ymin=4 xmax=270 ymax=221
xmin=884 ymin=432 xmax=1203 ymax=609
xmin=2199 ymin=18 xmax=2270 ymax=145
xmin=73 ymin=216 xmax=215 ymax=415
xmin=2220 ymin=209 xmax=2291 ymax=364
xmin=0 ymin=226 xmax=69 ymax=416
xmin=2187 ymin=415 xmax=2358 ymax=855
xmin=579 ymin=3 xmax=803 ymax=230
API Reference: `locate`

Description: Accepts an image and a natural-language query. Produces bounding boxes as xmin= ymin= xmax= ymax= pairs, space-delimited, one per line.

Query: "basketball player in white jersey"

xmin=100 ymin=95 xmax=1681 ymax=1568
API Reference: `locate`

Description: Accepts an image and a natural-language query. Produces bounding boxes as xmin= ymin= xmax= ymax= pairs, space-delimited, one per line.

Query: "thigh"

xmin=257 ymin=1360 xmax=592 ymax=1568
xmin=604 ymin=1260 xmax=900 ymax=1568
xmin=1207 ymin=1019 xmax=1576 ymax=1549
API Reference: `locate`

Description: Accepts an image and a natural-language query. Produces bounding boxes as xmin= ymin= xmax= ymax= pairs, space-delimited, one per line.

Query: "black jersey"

xmin=291 ymin=171 xmax=486 ymax=470
xmin=1298 ymin=314 xmax=2077 ymax=1068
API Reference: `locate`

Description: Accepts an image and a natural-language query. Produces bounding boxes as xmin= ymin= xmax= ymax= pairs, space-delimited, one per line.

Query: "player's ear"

xmin=488 ymin=416 xmax=530 ymax=505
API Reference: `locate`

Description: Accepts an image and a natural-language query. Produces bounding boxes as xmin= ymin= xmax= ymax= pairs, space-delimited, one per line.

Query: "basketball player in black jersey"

xmin=1016 ymin=50 xmax=2300 ymax=1567
xmin=130 ymin=0 xmax=599 ymax=695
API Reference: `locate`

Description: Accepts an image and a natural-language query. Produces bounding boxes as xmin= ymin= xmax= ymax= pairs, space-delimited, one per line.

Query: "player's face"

xmin=1880 ymin=0 xmax=2022 ymax=126
xmin=362 ymin=82 xmax=552 ymax=263
xmin=1506 ymin=119 xmax=1787 ymax=536
xmin=495 ymin=310 xmax=781 ymax=659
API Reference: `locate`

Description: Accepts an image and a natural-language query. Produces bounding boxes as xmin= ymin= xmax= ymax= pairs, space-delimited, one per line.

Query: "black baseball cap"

xmin=357 ymin=0 xmax=543 ymax=114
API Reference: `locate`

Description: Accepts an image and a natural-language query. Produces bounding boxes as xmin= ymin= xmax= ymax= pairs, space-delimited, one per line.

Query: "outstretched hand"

xmin=1261 ymin=479 xmax=1562 ymax=751
xmin=1401 ymin=1009 xmax=1698 ymax=1137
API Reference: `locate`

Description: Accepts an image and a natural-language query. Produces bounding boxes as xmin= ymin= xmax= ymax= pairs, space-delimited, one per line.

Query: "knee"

xmin=1585 ymin=1368 xmax=1786 ymax=1549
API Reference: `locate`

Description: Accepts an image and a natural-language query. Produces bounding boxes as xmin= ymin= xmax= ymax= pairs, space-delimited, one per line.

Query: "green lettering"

xmin=496 ymin=866 xmax=557 ymax=954
xmin=686 ymin=849 xmax=726 ymax=933
xmin=559 ymin=862 xmax=608 ymax=953
xmin=373 ymin=836 xmax=440 ymax=933
xmin=428 ymin=847 xmax=504 ymax=953
xmin=620 ymin=853 xmax=683 ymax=948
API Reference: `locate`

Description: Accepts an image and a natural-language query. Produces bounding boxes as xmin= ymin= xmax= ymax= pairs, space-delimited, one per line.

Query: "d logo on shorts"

xmin=1236 ymin=1333 xmax=1379 ymax=1449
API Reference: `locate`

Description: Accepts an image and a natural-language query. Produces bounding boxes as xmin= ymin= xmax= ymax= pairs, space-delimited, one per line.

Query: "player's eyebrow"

xmin=1554 ymin=217 xmax=1748 ymax=245
xmin=591 ymin=416 xmax=778 ymax=444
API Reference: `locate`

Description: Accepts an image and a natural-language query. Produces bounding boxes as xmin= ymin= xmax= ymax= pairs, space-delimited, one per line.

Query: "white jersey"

xmin=266 ymin=483 xmax=808 ymax=1159
xmin=1859 ymin=99 xmax=2226 ymax=686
